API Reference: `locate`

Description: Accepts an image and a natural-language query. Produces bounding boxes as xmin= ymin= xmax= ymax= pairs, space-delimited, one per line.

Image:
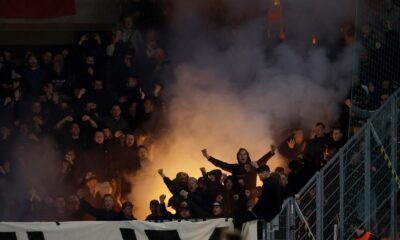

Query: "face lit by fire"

xmin=237 ymin=149 xmax=249 ymax=164
xmin=294 ymin=130 xmax=304 ymax=144
xmin=94 ymin=131 xmax=105 ymax=144
xmin=103 ymin=195 xmax=114 ymax=210
xmin=138 ymin=147 xmax=149 ymax=161
xmin=123 ymin=205 xmax=133 ymax=218
xmin=279 ymin=174 xmax=288 ymax=188
xmin=70 ymin=123 xmax=80 ymax=137
xmin=332 ymin=129 xmax=343 ymax=142
xmin=212 ymin=205 xmax=222 ymax=216
xmin=111 ymin=105 xmax=122 ymax=119
xmin=273 ymin=0 xmax=280 ymax=6
xmin=224 ymin=178 xmax=233 ymax=190
xmin=125 ymin=134 xmax=135 ymax=148
xmin=314 ymin=125 xmax=325 ymax=138
xmin=258 ymin=170 xmax=270 ymax=181
xmin=86 ymin=178 xmax=97 ymax=190
xmin=102 ymin=128 xmax=112 ymax=140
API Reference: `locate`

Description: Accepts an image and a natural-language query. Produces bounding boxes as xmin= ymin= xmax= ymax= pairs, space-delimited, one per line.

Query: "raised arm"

xmin=159 ymin=194 xmax=174 ymax=219
xmin=201 ymin=149 xmax=235 ymax=173
xmin=256 ymin=145 xmax=277 ymax=167
xmin=158 ymin=169 xmax=182 ymax=195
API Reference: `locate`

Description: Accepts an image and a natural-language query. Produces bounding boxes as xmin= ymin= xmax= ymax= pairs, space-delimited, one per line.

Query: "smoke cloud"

xmin=131 ymin=0 xmax=354 ymax=219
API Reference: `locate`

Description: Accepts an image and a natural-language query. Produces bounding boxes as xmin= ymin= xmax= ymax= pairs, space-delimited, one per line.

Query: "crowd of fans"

xmin=349 ymin=1 xmax=400 ymax=133
xmin=0 ymin=0 xmax=360 ymax=229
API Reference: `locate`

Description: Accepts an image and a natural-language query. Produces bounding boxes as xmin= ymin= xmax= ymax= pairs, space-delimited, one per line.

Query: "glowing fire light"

xmin=130 ymin=143 xmax=287 ymax=219
xmin=312 ymin=35 xmax=317 ymax=45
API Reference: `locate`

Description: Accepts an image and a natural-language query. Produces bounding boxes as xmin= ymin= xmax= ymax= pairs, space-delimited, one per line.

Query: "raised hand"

xmin=158 ymin=169 xmax=165 ymax=178
xmin=159 ymin=194 xmax=166 ymax=204
xmin=287 ymin=139 xmax=295 ymax=149
xmin=270 ymin=144 xmax=277 ymax=152
xmin=201 ymin=149 xmax=210 ymax=159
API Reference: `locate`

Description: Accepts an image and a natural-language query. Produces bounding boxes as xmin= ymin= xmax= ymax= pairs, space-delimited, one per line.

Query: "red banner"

xmin=0 ymin=0 xmax=76 ymax=18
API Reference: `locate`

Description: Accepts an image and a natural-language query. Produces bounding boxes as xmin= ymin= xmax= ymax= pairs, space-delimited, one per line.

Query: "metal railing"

xmin=269 ymin=89 xmax=400 ymax=240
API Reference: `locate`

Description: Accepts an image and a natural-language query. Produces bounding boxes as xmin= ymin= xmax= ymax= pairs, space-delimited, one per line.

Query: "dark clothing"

xmin=84 ymin=89 xmax=114 ymax=116
xmin=102 ymin=116 xmax=129 ymax=133
xmin=252 ymin=175 xmax=284 ymax=222
xmin=304 ymin=136 xmax=328 ymax=169
xmin=23 ymin=67 xmax=47 ymax=96
xmin=145 ymin=203 xmax=174 ymax=221
xmin=116 ymin=212 xmax=136 ymax=221
xmin=79 ymin=198 xmax=119 ymax=221
xmin=278 ymin=137 xmax=304 ymax=161
xmin=208 ymin=150 xmax=275 ymax=190
xmin=83 ymin=144 xmax=112 ymax=181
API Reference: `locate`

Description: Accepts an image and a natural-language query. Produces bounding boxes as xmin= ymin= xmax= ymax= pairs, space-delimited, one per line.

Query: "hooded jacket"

xmin=207 ymin=149 xmax=275 ymax=189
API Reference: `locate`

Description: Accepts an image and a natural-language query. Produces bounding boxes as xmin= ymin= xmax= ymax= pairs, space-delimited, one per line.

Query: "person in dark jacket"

xmin=78 ymin=192 xmax=119 ymax=221
xmin=145 ymin=194 xmax=173 ymax=221
xmin=251 ymin=165 xmax=284 ymax=222
xmin=303 ymin=122 xmax=329 ymax=172
xmin=116 ymin=201 xmax=137 ymax=220
xmin=201 ymin=145 xmax=276 ymax=190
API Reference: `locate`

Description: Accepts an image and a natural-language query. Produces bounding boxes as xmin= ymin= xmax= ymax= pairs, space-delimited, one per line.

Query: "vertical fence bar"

xmin=339 ymin=152 xmax=345 ymax=239
xmin=364 ymin=122 xmax=371 ymax=230
xmin=286 ymin=199 xmax=290 ymax=239
xmin=390 ymin=96 xmax=398 ymax=239
xmin=316 ymin=172 xmax=324 ymax=239
xmin=289 ymin=198 xmax=295 ymax=240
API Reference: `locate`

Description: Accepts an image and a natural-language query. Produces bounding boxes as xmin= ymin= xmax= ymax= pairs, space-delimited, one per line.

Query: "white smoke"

xmin=131 ymin=0 xmax=354 ymax=219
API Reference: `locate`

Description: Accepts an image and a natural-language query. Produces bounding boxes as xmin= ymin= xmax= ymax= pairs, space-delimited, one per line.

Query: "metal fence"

xmin=267 ymin=89 xmax=400 ymax=240
xmin=349 ymin=0 xmax=400 ymax=133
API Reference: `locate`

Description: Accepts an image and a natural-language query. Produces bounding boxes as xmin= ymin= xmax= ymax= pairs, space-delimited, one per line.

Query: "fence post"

xmin=339 ymin=152 xmax=345 ymax=239
xmin=316 ymin=172 xmax=324 ymax=239
xmin=390 ymin=96 xmax=398 ymax=240
xmin=286 ymin=199 xmax=290 ymax=239
xmin=364 ymin=122 xmax=371 ymax=230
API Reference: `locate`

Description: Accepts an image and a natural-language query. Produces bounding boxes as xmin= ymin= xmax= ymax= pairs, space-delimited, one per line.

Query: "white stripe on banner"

xmin=0 ymin=219 xmax=250 ymax=240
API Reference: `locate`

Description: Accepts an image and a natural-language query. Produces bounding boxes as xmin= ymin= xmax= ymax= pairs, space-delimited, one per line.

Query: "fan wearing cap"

xmin=146 ymin=194 xmax=173 ymax=221
xmin=117 ymin=201 xmax=136 ymax=220
xmin=350 ymin=219 xmax=378 ymax=240
xmin=212 ymin=201 xmax=225 ymax=218
xmin=251 ymin=164 xmax=284 ymax=222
